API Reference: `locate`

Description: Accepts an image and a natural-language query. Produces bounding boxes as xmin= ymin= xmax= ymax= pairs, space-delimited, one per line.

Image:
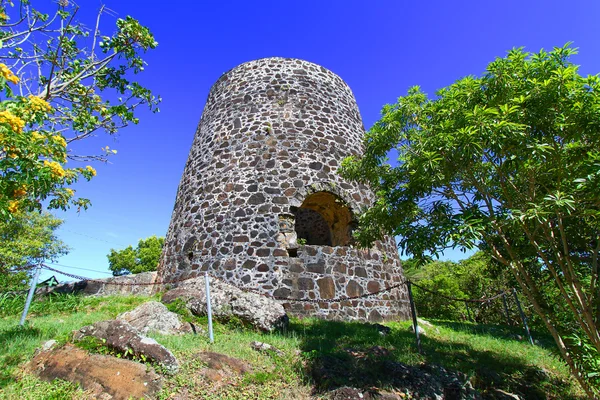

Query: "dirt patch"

xmin=27 ymin=344 xmax=162 ymax=400
xmin=193 ymin=351 xmax=252 ymax=383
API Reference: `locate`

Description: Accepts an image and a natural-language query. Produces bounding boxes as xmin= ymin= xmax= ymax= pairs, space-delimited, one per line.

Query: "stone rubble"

xmin=161 ymin=276 xmax=289 ymax=332
xmin=117 ymin=300 xmax=196 ymax=335
xmin=74 ymin=319 xmax=179 ymax=375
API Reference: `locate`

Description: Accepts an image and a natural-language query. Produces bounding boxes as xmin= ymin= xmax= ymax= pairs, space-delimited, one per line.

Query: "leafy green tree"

xmin=108 ymin=235 xmax=164 ymax=276
xmin=0 ymin=1 xmax=160 ymax=220
xmin=341 ymin=44 xmax=600 ymax=395
xmin=0 ymin=211 xmax=68 ymax=291
xmin=404 ymin=252 xmax=519 ymax=324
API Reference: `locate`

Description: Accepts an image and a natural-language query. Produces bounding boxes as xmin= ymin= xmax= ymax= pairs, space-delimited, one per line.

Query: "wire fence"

xmin=11 ymin=263 xmax=535 ymax=350
xmin=40 ymin=264 xmax=409 ymax=304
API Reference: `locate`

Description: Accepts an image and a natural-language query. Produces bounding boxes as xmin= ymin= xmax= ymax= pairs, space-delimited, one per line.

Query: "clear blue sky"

xmin=43 ymin=0 xmax=600 ymax=281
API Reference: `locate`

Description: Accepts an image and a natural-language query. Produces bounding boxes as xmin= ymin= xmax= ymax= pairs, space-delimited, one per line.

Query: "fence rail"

xmin=13 ymin=264 xmax=535 ymax=349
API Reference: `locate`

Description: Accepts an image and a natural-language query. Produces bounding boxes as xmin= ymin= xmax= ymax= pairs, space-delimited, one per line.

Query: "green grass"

xmin=0 ymin=293 xmax=587 ymax=399
xmin=0 ymin=293 xmax=155 ymax=399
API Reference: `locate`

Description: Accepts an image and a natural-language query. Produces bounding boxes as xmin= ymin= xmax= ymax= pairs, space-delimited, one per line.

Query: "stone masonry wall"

xmin=158 ymin=57 xmax=409 ymax=322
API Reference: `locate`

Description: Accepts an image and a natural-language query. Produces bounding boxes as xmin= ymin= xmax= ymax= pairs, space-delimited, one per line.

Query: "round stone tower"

xmin=158 ymin=58 xmax=409 ymax=322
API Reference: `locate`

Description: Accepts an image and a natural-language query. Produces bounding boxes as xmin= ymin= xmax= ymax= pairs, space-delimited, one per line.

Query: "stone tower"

xmin=158 ymin=58 xmax=409 ymax=322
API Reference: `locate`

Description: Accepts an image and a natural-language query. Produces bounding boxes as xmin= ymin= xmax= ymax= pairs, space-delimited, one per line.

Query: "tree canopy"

xmin=340 ymin=44 xmax=600 ymax=395
xmin=0 ymin=211 xmax=67 ymax=291
xmin=0 ymin=1 xmax=159 ymax=220
xmin=107 ymin=235 xmax=164 ymax=276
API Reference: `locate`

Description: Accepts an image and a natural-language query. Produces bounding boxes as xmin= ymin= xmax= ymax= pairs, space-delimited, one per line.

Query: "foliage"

xmin=0 ymin=211 xmax=67 ymax=291
xmin=340 ymin=43 xmax=600 ymax=394
xmin=404 ymin=252 xmax=530 ymax=325
xmin=0 ymin=1 xmax=160 ymax=219
xmin=107 ymin=235 xmax=164 ymax=276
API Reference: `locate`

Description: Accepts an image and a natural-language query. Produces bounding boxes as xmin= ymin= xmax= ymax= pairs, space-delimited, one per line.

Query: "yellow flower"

xmin=27 ymin=95 xmax=52 ymax=113
xmin=12 ymin=184 xmax=27 ymax=197
xmin=31 ymin=131 xmax=44 ymax=141
xmin=85 ymin=165 xmax=97 ymax=176
xmin=7 ymin=200 xmax=19 ymax=213
xmin=0 ymin=63 xmax=19 ymax=84
xmin=6 ymin=145 xmax=18 ymax=158
xmin=0 ymin=111 xmax=25 ymax=133
xmin=65 ymin=188 xmax=75 ymax=197
xmin=52 ymin=134 xmax=67 ymax=148
xmin=43 ymin=160 xmax=65 ymax=178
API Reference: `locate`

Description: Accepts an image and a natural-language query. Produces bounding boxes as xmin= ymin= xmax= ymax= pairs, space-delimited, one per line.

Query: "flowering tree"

xmin=0 ymin=0 xmax=160 ymax=220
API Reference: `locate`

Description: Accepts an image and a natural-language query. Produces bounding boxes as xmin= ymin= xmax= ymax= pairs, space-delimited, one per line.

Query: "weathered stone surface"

xmin=250 ymin=341 xmax=284 ymax=357
xmin=40 ymin=272 xmax=157 ymax=297
xmin=161 ymin=277 xmax=288 ymax=332
xmin=117 ymin=301 xmax=194 ymax=335
xmin=409 ymin=324 xmax=427 ymax=336
xmin=346 ymin=280 xmax=363 ymax=297
xmin=74 ymin=320 xmax=179 ymax=374
xmin=317 ymin=277 xmax=336 ymax=299
xmin=489 ymin=389 xmax=521 ymax=399
xmin=157 ymin=58 xmax=410 ymax=322
xmin=28 ymin=344 xmax=162 ymax=400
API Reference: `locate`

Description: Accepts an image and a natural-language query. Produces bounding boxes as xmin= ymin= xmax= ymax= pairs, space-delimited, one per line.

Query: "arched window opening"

xmin=294 ymin=192 xmax=354 ymax=247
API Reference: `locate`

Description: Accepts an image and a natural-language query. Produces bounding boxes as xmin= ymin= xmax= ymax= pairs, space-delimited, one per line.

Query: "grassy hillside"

xmin=0 ymin=293 xmax=585 ymax=399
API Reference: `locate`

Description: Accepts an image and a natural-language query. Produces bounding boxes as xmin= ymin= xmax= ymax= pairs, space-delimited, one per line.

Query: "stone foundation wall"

xmin=158 ymin=57 xmax=409 ymax=322
xmin=279 ymin=243 xmax=408 ymax=321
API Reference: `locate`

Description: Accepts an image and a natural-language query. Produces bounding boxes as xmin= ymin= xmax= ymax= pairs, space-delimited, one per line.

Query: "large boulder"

xmin=161 ymin=277 xmax=288 ymax=332
xmin=117 ymin=301 xmax=195 ymax=335
xmin=28 ymin=344 xmax=162 ymax=400
xmin=74 ymin=320 xmax=179 ymax=374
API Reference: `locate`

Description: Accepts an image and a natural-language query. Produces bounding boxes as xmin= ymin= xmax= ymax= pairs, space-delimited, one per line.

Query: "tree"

xmin=404 ymin=252 xmax=519 ymax=324
xmin=108 ymin=235 xmax=164 ymax=276
xmin=0 ymin=211 xmax=68 ymax=291
xmin=340 ymin=44 xmax=600 ymax=395
xmin=0 ymin=1 xmax=160 ymax=220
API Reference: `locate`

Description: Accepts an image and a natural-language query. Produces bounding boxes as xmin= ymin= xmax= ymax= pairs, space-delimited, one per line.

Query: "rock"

xmin=417 ymin=318 xmax=434 ymax=328
xmin=370 ymin=323 xmax=391 ymax=336
xmin=74 ymin=320 xmax=179 ymax=374
xmin=250 ymin=341 xmax=285 ymax=357
xmin=408 ymin=324 xmax=426 ymax=336
xmin=161 ymin=277 xmax=288 ymax=332
xmin=117 ymin=301 xmax=195 ymax=335
xmin=313 ymin=355 xmax=481 ymax=400
xmin=41 ymin=339 xmax=58 ymax=352
xmin=327 ymin=387 xmax=369 ymax=399
xmin=489 ymin=389 xmax=521 ymax=399
xmin=27 ymin=344 xmax=162 ymax=400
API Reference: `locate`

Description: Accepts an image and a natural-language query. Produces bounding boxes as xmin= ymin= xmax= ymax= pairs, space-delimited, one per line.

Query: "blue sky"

xmin=41 ymin=0 xmax=600 ymax=281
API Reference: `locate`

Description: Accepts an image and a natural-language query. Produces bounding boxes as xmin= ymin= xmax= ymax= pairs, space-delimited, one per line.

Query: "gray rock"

xmin=409 ymin=324 xmax=427 ymax=336
xmin=41 ymin=339 xmax=58 ymax=352
xmin=161 ymin=277 xmax=289 ymax=332
xmin=370 ymin=323 xmax=391 ymax=336
xmin=117 ymin=301 xmax=194 ymax=335
xmin=250 ymin=341 xmax=284 ymax=357
xmin=489 ymin=389 xmax=521 ymax=399
xmin=74 ymin=319 xmax=179 ymax=375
